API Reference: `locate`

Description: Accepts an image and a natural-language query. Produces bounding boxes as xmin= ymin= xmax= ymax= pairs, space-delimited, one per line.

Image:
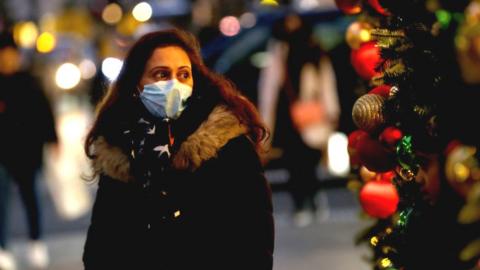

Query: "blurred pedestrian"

xmin=258 ymin=13 xmax=340 ymax=227
xmin=83 ymin=29 xmax=274 ymax=269
xmin=0 ymin=31 xmax=57 ymax=269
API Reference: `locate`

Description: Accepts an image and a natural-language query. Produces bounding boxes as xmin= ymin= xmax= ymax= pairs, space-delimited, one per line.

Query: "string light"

xmin=380 ymin=258 xmax=393 ymax=268
xmin=370 ymin=236 xmax=379 ymax=247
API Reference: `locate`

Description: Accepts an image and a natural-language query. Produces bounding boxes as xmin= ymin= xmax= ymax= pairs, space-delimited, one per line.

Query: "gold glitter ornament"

xmin=352 ymin=94 xmax=386 ymax=133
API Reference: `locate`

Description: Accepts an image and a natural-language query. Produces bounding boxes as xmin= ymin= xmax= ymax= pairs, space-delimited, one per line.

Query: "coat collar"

xmin=92 ymin=105 xmax=248 ymax=182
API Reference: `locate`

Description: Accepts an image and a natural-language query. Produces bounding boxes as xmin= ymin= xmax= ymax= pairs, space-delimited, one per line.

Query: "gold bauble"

xmin=346 ymin=21 xmax=373 ymax=49
xmin=445 ymin=144 xmax=479 ymax=197
xmin=352 ymin=94 xmax=386 ymax=133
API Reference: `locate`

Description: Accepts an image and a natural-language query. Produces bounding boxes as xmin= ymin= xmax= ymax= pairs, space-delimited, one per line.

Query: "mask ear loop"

xmin=133 ymin=86 xmax=142 ymax=98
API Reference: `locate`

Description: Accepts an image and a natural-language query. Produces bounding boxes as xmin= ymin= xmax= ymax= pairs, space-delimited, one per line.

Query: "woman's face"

xmin=138 ymin=46 xmax=194 ymax=91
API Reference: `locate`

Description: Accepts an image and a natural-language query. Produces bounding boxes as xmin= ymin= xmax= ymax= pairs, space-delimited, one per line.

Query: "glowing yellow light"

xmin=55 ymin=63 xmax=81 ymax=90
xmin=260 ymin=0 xmax=279 ymax=6
xmin=385 ymin=227 xmax=393 ymax=234
xmin=102 ymin=3 xmax=123 ymax=25
xmin=380 ymin=258 xmax=392 ymax=268
xmin=174 ymin=210 xmax=181 ymax=218
xmin=359 ymin=29 xmax=371 ymax=43
xmin=370 ymin=236 xmax=379 ymax=247
xmin=382 ymin=246 xmax=394 ymax=254
xmin=13 ymin=21 xmax=39 ymax=48
xmin=454 ymin=163 xmax=470 ymax=182
xmin=132 ymin=2 xmax=153 ymax=22
xmin=36 ymin=32 xmax=56 ymax=53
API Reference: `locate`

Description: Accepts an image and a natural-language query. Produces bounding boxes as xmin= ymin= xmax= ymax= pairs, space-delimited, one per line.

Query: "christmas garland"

xmin=337 ymin=0 xmax=480 ymax=269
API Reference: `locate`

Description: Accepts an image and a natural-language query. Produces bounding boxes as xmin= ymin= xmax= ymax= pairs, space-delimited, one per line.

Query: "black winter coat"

xmin=83 ymin=106 xmax=274 ymax=269
xmin=0 ymin=72 xmax=57 ymax=173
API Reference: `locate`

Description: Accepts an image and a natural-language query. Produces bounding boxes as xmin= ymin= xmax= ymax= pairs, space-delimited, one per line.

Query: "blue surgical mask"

xmin=139 ymin=79 xmax=193 ymax=120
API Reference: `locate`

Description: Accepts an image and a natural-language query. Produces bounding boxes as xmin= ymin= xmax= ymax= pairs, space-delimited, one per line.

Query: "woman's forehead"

xmin=147 ymin=46 xmax=192 ymax=68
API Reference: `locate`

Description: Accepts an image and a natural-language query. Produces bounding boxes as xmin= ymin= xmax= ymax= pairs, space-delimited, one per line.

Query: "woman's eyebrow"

xmin=150 ymin=66 xmax=171 ymax=70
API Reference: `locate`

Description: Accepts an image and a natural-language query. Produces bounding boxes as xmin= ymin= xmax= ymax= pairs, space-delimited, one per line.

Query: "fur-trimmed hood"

xmin=91 ymin=105 xmax=248 ymax=182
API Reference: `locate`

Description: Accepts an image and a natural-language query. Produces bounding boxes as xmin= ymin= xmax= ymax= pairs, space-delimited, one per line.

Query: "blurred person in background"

xmin=83 ymin=29 xmax=274 ymax=269
xmin=0 ymin=31 xmax=58 ymax=270
xmin=258 ymin=13 xmax=340 ymax=227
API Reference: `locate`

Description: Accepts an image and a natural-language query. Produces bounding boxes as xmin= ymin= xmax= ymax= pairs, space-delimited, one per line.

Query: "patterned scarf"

xmin=122 ymin=106 xmax=173 ymax=187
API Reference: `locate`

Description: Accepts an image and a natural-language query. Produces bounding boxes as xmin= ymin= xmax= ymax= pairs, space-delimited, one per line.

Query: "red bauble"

xmin=360 ymin=180 xmax=399 ymax=218
xmin=379 ymin=127 xmax=403 ymax=149
xmin=369 ymin=85 xmax=391 ymax=98
xmin=378 ymin=170 xmax=395 ymax=182
xmin=351 ymin=41 xmax=382 ymax=80
xmin=348 ymin=130 xmax=369 ymax=166
xmin=348 ymin=130 xmax=369 ymax=149
xmin=356 ymin=137 xmax=396 ymax=172
xmin=367 ymin=0 xmax=390 ymax=15
xmin=334 ymin=0 xmax=362 ymax=15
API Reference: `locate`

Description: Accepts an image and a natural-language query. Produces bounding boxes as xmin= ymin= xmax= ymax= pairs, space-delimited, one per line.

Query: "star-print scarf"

xmin=123 ymin=108 xmax=174 ymax=187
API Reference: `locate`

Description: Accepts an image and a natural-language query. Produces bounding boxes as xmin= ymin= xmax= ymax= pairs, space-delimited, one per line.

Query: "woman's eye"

xmin=154 ymin=70 xmax=170 ymax=80
xmin=178 ymin=71 xmax=190 ymax=80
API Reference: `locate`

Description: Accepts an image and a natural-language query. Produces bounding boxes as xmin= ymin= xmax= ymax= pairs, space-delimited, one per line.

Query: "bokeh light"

xmin=219 ymin=16 xmax=241 ymax=37
xmin=239 ymin=12 xmax=257 ymax=28
xmin=36 ymin=32 xmax=56 ymax=53
xmin=260 ymin=0 xmax=279 ymax=6
xmin=55 ymin=63 xmax=81 ymax=90
xmin=102 ymin=3 xmax=123 ymax=25
xmin=101 ymin=57 xmax=123 ymax=81
xmin=327 ymin=132 xmax=350 ymax=176
xmin=132 ymin=2 xmax=153 ymax=22
xmin=79 ymin=59 xmax=97 ymax=79
xmin=13 ymin=21 xmax=39 ymax=48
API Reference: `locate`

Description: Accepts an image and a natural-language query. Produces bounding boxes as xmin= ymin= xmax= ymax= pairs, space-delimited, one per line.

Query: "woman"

xmin=83 ymin=29 xmax=274 ymax=269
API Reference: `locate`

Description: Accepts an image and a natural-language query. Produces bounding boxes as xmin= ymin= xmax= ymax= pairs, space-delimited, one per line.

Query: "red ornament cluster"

xmin=348 ymin=85 xmax=403 ymax=218
xmin=336 ymin=0 xmax=402 ymax=220
xmin=335 ymin=0 xmax=390 ymax=80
